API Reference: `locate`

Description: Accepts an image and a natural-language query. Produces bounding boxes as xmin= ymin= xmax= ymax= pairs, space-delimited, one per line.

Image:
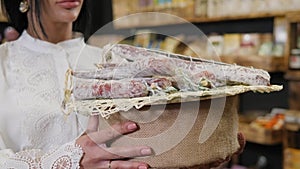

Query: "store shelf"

xmin=285 ymin=70 xmax=300 ymax=81
xmin=0 ymin=3 xmax=7 ymax=22
xmin=287 ymin=11 xmax=300 ymax=22
xmin=112 ymin=1 xmax=294 ymax=73
xmin=0 ymin=17 xmax=7 ymax=22
xmin=239 ymin=122 xmax=283 ymax=145
xmin=187 ymin=12 xmax=288 ymax=23
xmin=221 ymin=55 xmax=286 ymax=72
xmin=113 ymin=12 xmax=186 ymax=29
xmin=114 ymin=12 xmax=289 ymax=29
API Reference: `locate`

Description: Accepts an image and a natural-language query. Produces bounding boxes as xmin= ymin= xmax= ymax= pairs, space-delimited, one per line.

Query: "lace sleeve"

xmin=0 ymin=141 xmax=83 ymax=169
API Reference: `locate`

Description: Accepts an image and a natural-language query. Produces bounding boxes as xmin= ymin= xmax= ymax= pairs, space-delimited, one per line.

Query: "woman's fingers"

xmin=85 ymin=121 xmax=153 ymax=159
xmin=97 ymin=146 xmax=153 ymax=160
xmin=109 ymin=160 xmax=149 ymax=169
xmin=90 ymin=160 xmax=149 ymax=169
xmin=78 ymin=121 xmax=152 ymax=168
xmin=87 ymin=121 xmax=138 ymax=144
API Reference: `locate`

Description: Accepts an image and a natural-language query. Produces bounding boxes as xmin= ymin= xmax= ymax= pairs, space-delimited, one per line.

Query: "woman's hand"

xmin=76 ymin=115 xmax=152 ymax=169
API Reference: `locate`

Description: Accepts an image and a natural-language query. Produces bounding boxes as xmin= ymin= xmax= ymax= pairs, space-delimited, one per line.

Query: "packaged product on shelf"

xmin=87 ymin=35 xmax=126 ymax=48
xmin=175 ymin=0 xmax=195 ymax=18
xmin=138 ymin=0 xmax=153 ymax=8
xmin=252 ymin=0 xmax=282 ymax=13
xmin=289 ymin=49 xmax=300 ymax=69
xmin=238 ymin=33 xmax=261 ymax=56
xmin=298 ymin=36 xmax=300 ymax=49
xmin=290 ymin=0 xmax=300 ymax=11
xmin=222 ymin=34 xmax=241 ymax=56
xmin=207 ymin=0 xmax=222 ymax=17
xmin=133 ymin=30 xmax=157 ymax=48
xmin=194 ymin=0 xmax=207 ymax=17
xmin=258 ymin=33 xmax=274 ymax=57
xmin=207 ymin=34 xmax=224 ymax=57
xmin=252 ymin=0 xmax=265 ymax=13
xmin=239 ymin=109 xmax=285 ymax=145
xmin=272 ymin=42 xmax=285 ymax=57
xmin=187 ymin=0 xmax=196 ymax=18
xmin=297 ymin=23 xmax=300 ymax=49
xmin=235 ymin=0 xmax=252 ymax=15
xmin=160 ymin=35 xmax=184 ymax=53
xmin=250 ymin=112 xmax=285 ymax=130
xmin=268 ymin=0 xmax=286 ymax=12
xmin=112 ymin=0 xmax=139 ymax=18
xmin=182 ymin=37 xmax=210 ymax=59
xmin=253 ymin=0 xmax=296 ymax=13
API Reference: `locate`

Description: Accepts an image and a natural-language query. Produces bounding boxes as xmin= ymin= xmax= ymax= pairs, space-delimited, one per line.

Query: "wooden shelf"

xmin=113 ymin=11 xmax=293 ymax=29
xmin=221 ymin=55 xmax=286 ymax=72
xmin=239 ymin=122 xmax=283 ymax=145
xmin=187 ymin=11 xmax=287 ymax=23
xmin=113 ymin=12 xmax=187 ymax=29
xmin=287 ymin=11 xmax=300 ymax=22
xmin=0 ymin=17 xmax=7 ymax=22
xmin=285 ymin=70 xmax=300 ymax=81
xmin=0 ymin=3 xmax=7 ymax=22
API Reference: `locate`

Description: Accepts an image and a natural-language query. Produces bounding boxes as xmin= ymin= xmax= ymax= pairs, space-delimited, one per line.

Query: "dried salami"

xmin=73 ymin=77 xmax=175 ymax=99
xmin=72 ymin=44 xmax=271 ymax=99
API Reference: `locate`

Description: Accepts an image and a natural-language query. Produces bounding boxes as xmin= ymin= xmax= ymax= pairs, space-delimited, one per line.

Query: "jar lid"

xmin=291 ymin=48 xmax=300 ymax=55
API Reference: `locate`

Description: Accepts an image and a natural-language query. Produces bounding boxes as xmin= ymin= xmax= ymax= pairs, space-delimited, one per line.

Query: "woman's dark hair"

xmin=1 ymin=0 xmax=91 ymax=39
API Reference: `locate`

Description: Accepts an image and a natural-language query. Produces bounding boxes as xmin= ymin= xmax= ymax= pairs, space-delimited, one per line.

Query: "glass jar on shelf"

xmin=290 ymin=49 xmax=300 ymax=70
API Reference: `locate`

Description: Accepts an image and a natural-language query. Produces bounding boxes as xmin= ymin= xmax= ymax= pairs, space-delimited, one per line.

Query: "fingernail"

xmin=141 ymin=148 xmax=152 ymax=155
xmin=127 ymin=123 xmax=137 ymax=130
xmin=138 ymin=165 xmax=148 ymax=169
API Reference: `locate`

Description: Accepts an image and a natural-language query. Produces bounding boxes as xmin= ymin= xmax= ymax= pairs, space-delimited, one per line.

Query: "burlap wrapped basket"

xmin=103 ymin=96 xmax=239 ymax=168
xmin=69 ymin=85 xmax=282 ymax=168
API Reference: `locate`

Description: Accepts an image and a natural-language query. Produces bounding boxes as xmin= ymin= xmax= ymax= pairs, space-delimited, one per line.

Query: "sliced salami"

xmin=73 ymin=77 xmax=175 ymax=99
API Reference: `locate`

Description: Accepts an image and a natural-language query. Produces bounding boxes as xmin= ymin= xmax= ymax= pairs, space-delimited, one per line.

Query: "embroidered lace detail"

xmin=52 ymin=156 xmax=72 ymax=169
xmin=0 ymin=142 xmax=83 ymax=169
xmin=5 ymin=39 xmax=79 ymax=151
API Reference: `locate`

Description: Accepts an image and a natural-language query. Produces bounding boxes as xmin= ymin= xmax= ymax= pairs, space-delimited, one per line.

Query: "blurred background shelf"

xmin=221 ymin=55 xmax=285 ymax=72
xmin=112 ymin=0 xmax=300 ymax=29
xmin=0 ymin=2 xmax=7 ymax=22
xmin=114 ymin=12 xmax=290 ymax=29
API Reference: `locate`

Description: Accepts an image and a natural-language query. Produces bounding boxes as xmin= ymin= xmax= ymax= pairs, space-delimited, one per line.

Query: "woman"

xmin=0 ymin=0 xmax=152 ymax=168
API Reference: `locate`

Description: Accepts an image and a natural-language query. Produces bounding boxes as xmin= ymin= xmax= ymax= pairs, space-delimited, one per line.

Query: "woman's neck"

xmin=27 ymin=22 xmax=73 ymax=44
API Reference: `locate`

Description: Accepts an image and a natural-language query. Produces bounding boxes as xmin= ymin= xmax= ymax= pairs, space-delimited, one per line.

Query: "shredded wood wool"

xmin=63 ymin=84 xmax=282 ymax=119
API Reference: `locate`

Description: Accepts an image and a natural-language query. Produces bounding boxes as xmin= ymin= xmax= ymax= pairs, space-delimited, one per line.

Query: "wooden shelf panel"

xmin=287 ymin=11 xmax=300 ymax=22
xmin=221 ymin=55 xmax=286 ymax=72
xmin=113 ymin=12 xmax=187 ymax=29
xmin=0 ymin=17 xmax=7 ymax=22
xmin=113 ymin=11 xmax=298 ymax=29
xmin=285 ymin=70 xmax=300 ymax=80
xmin=187 ymin=11 xmax=287 ymax=23
xmin=0 ymin=3 xmax=7 ymax=22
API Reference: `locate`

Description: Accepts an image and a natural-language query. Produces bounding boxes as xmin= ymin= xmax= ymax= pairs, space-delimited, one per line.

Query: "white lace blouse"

xmin=0 ymin=31 xmax=110 ymax=168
